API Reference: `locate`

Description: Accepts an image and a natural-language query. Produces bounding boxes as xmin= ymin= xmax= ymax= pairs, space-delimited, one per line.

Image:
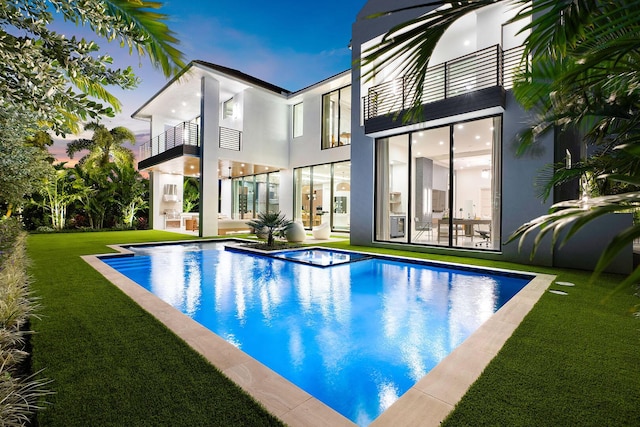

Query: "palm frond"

xmin=70 ymin=75 xmax=125 ymax=113
xmin=65 ymin=138 xmax=93 ymax=159
xmin=361 ymin=1 xmax=497 ymax=123
xmin=507 ymin=192 xmax=640 ymax=276
xmin=104 ymin=0 xmax=185 ymax=77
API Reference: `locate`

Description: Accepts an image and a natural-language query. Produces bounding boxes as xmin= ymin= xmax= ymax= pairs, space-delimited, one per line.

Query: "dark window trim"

xmin=373 ymin=113 xmax=503 ymax=252
xmin=321 ymin=84 xmax=351 ymax=150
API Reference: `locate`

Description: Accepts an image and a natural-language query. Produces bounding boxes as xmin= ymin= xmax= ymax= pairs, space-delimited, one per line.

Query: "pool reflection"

xmin=108 ymin=242 xmax=526 ymax=426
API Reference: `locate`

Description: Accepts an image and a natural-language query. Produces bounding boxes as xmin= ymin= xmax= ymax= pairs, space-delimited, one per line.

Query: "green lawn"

xmin=27 ymin=231 xmax=639 ymax=426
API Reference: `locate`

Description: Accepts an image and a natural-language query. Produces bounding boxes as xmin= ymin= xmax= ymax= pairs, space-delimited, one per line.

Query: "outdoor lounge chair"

xmin=312 ymin=222 xmax=330 ymax=240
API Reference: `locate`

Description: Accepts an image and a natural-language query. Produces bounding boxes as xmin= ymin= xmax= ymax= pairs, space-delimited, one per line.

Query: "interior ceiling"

xmin=133 ymin=65 xmax=255 ymax=124
xmin=139 ymin=156 xmax=278 ymax=179
xmin=390 ymin=117 xmax=494 ymax=170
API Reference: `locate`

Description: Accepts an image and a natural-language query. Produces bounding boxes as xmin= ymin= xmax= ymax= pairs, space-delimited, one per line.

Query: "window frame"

xmin=321 ymin=85 xmax=351 ymax=150
xmin=222 ymin=97 xmax=234 ymax=119
xmin=293 ymin=102 xmax=304 ymax=138
xmin=374 ymin=114 xmax=502 ymax=251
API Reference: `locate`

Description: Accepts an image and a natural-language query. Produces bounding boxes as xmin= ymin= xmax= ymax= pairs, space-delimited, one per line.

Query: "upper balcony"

xmin=139 ymin=121 xmax=200 ymax=162
xmin=363 ymin=45 xmax=526 ymax=134
xmin=138 ymin=121 xmax=243 ymax=173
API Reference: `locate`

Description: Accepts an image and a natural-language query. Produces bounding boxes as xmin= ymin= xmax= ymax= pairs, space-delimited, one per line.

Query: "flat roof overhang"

xmin=138 ymin=145 xmax=201 ymax=176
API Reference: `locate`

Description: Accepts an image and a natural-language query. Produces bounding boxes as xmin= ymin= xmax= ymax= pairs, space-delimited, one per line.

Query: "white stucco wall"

xmin=288 ymin=73 xmax=351 ymax=169
xmin=240 ymin=90 xmax=289 ymax=168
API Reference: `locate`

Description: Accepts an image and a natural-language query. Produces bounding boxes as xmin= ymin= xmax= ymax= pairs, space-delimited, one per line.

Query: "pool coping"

xmin=82 ymin=239 xmax=555 ymax=427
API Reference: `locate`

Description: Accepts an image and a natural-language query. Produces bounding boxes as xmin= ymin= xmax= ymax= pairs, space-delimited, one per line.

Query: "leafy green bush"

xmin=34 ymin=226 xmax=55 ymax=233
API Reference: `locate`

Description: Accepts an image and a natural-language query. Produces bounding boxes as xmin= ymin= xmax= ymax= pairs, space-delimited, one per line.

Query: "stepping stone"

xmin=549 ymin=289 xmax=568 ymax=295
xmin=555 ymin=281 xmax=575 ymax=287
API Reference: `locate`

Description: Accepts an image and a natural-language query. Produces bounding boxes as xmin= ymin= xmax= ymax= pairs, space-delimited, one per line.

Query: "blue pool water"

xmin=102 ymin=241 xmax=532 ymax=425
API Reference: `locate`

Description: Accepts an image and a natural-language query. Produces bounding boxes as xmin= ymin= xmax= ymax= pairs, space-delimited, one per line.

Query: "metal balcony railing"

xmin=139 ymin=121 xmax=200 ymax=161
xmin=363 ymin=45 xmax=527 ymax=121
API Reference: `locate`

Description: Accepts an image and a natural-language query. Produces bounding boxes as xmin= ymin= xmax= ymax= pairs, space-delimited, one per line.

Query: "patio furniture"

xmin=286 ymin=221 xmax=306 ymax=243
xmin=312 ymin=222 xmax=330 ymax=240
xmin=164 ymin=210 xmax=181 ymax=229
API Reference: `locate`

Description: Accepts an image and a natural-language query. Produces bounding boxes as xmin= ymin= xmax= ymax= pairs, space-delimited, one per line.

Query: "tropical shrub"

xmin=0 ymin=219 xmax=51 ymax=423
xmin=247 ymin=212 xmax=293 ymax=247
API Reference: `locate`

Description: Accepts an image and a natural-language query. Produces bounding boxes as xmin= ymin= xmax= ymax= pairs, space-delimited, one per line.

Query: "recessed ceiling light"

xmin=490 ymin=126 xmax=494 ymax=131
xmin=486 ymin=142 xmax=490 ymax=146
xmin=464 ymin=40 xmax=470 ymax=46
xmin=265 ymin=167 xmax=269 ymax=170
xmin=475 ymin=135 xmax=480 ymax=139
xmin=181 ymin=102 xmax=186 ymax=106
xmin=171 ymin=109 xmax=176 ymax=113
xmin=439 ymin=141 xmax=444 ymax=145
xmin=418 ymin=132 xmax=424 ymax=137
xmin=240 ymin=163 xmax=245 ymax=167
xmin=457 ymin=124 xmax=464 ymax=129
xmin=416 ymin=152 xmax=421 ymax=155
xmin=190 ymin=165 xmax=195 ymax=169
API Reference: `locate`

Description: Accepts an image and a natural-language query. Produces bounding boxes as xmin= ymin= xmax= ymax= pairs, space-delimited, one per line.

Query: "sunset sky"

xmin=49 ymin=0 xmax=366 ymax=165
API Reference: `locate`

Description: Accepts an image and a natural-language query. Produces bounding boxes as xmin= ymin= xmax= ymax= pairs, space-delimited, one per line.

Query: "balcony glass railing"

xmin=139 ymin=122 xmax=200 ymax=161
xmin=363 ymin=44 xmax=527 ymax=121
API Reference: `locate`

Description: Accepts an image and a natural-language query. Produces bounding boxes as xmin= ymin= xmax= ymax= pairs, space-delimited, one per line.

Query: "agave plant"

xmin=246 ymin=212 xmax=293 ymax=247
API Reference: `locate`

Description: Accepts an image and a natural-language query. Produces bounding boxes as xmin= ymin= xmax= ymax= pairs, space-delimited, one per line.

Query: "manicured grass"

xmin=27 ymin=231 xmax=283 ymax=426
xmin=326 ymin=241 xmax=640 ymax=425
xmin=27 ymin=232 xmax=639 ymax=425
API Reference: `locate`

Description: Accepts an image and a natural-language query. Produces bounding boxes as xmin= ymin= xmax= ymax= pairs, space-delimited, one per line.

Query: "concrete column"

xmin=149 ymin=171 xmax=160 ymax=229
xmin=279 ymin=169 xmax=294 ymax=220
xmin=199 ymin=76 xmax=221 ymax=236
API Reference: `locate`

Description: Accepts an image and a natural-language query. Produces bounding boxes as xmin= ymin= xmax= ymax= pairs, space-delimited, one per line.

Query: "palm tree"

xmin=66 ymin=122 xmax=136 ymax=170
xmin=183 ymin=177 xmax=200 ymax=213
xmin=36 ymin=163 xmax=91 ymax=230
xmin=110 ymin=163 xmax=148 ymax=228
xmin=247 ymin=212 xmax=293 ymax=247
xmin=362 ymin=1 xmax=640 ymax=284
xmin=72 ymin=165 xmax=115 ymax=229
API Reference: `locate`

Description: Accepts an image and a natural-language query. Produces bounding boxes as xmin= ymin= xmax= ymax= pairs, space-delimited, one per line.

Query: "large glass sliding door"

xmin=268 ymin=174 xmax=280 ymax=214
xmin=294 ymin=161 xmax=351 ymax=231
xmin=451 ymin=117 xmax=501 ymax=249
xmin=312 ymin=164 xmax=331 ymax=226
xmin=375 ymin=135 xmax=409 ymax=242
xmin=296 ymin=167 xmax=313 ymax=227
xmin=232 ymin=171 xmax=281 ymax=219
xmin=376 ymin=115 xmax=501 ymax=250
xmin=233 ymin=178 xmax=254 ymax=220
xmin=333 ymin=161 xmax=350 ymax=231
xmin=411 ymin=126 xmax=450 ymax=246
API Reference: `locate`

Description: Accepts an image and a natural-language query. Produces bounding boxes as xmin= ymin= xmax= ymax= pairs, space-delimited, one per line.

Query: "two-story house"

xmin=133 ymin=0 xmax=631 ymax=273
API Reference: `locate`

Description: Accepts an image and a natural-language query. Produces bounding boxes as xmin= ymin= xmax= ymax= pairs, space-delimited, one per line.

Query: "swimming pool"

xmin=100 ymin=241 xmax=534 ymax=426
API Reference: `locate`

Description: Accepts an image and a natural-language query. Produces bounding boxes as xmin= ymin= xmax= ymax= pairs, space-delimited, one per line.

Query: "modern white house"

xmin=132 ymin=0 xmax=631 ymax=274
